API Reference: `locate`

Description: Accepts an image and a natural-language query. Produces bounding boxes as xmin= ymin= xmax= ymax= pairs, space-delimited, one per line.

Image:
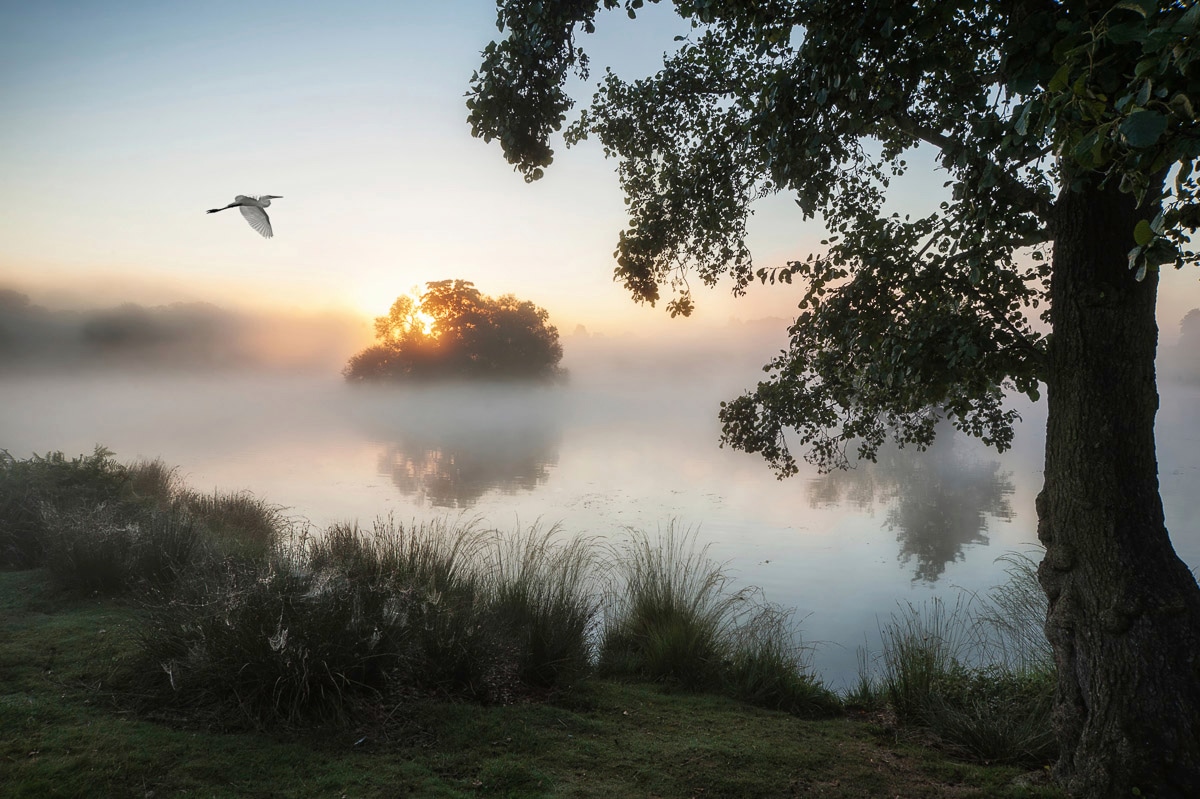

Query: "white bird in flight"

xmin=206 ymin=195 xmax=283 ymax=238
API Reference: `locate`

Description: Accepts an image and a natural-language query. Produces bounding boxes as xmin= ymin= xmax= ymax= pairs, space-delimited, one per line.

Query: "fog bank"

xmin=0 ymin=288 xmax=369 ymax=374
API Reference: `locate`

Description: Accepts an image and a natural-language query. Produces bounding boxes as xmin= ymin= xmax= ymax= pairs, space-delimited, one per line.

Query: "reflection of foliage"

xmin=1163 ymin=308 xmax=1200 ymax=384
xmin=360 ymin=387 xmax=562 ymax=508
xmin=887 ymin=454 xmax=1013 ymax=583
xmin=809 ymin=431 xmax=1014 ymax=583
xmin=344 ymin=280 xmax=564 ymax=382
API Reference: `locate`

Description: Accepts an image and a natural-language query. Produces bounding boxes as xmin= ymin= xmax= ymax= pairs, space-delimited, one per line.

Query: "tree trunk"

xmin=1038 ymin=182 xmax=1200 ymax=797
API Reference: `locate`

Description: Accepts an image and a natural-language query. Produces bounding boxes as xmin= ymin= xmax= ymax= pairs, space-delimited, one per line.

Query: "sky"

xmin=2 ymin=0 xmax=1199 ymax=341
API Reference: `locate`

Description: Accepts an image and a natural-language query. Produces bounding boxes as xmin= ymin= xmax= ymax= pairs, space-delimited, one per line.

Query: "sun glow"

xmin=416 ymin=310 xmax=436 ymax=336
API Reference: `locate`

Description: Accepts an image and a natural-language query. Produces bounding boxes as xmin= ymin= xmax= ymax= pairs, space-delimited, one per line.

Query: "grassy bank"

xmin=0 ymin=447 xmax=1063 ymax=796
xmin=0 ymin=570 xmax=1060 ymax=798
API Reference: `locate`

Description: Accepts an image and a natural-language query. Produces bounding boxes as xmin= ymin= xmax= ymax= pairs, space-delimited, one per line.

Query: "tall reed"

xmin=872 ymin=551 xmax=1056 ymax=766
xmin=599 ymin=524 xmax=837 ymax=715
xmin=178 ymin=489 xmax=286 ymax=561
xmin=599 ymin=524 xmax=743 ymax=688
xmin=41 ymin=503 xmax=207 ymax=594
xmin=482 ymin=524 xmax=601 ymax=689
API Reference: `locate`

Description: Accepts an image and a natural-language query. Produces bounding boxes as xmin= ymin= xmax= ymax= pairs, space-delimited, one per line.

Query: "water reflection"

xmin=808 ymin=430 xmax=1015 ymax=582
xmin=352 ymin=384 xmax=562 ymax=508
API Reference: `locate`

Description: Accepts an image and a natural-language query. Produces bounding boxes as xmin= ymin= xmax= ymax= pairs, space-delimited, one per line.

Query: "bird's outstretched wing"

xmin=239 ymin=205 xmax=274 ymax=238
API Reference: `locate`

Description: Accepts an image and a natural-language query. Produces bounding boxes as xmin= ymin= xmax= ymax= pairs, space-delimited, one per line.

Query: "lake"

xmin=3 ymin=357 xmax=1197 ymax=687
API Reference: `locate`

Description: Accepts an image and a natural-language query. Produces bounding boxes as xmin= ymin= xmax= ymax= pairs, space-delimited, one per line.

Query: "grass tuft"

xmin=482 ymin=524 xmax=601 ymax=690
xmin=867 ymin=552 xmax=1056 ymax=767
xmin=599 ymin=523 xmax=838 ymax=715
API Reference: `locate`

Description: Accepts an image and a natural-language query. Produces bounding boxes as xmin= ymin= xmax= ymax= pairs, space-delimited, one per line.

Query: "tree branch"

xmin=889 ymin=112 xmax=1055 ymax=223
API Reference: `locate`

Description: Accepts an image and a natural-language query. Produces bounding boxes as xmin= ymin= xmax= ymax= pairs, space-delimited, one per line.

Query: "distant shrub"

xmin=343 ymin=280 xmax=564 ymax=382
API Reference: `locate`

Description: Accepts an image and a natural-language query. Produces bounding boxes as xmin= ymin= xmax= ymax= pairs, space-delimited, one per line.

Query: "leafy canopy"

xmin=344 ymin=280 xmax=563 ymax=381
xmin=468 ymin=0 xmax=1200 ymax=473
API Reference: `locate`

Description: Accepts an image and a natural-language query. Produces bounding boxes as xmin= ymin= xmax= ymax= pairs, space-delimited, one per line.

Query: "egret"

xmin=206 ymin=195 xmax=283 ymax=238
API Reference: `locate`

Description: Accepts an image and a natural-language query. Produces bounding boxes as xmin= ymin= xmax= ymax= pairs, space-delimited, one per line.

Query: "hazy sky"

xmin=3 ymin=1 xmax=1198 ymax=339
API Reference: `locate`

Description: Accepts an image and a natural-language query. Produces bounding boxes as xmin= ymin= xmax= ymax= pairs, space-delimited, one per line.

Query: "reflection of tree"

xmin=1162 ymin=308 xmax=1200 ymax=384
xmin=359 ymin=387 xmax=561 ymax=508
xmin=808 ymin=429 xmax=1014 ymax=582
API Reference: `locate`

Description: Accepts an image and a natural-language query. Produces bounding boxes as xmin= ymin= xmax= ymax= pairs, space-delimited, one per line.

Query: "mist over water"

xmin=2 ymin=318 xmax=1198 ymax=686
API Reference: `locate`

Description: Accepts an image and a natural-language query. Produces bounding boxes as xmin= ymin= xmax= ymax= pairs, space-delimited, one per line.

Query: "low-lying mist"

xmin=0 ymin=288 xmax=369 ymax=375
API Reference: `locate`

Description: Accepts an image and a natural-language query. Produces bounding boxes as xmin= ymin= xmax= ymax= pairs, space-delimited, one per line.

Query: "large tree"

xmin=467 ymin=1 xmax=1200 ymax=795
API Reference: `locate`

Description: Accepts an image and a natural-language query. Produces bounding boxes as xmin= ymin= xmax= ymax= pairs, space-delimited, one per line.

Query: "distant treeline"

xmin=0 ymin=289 xmax=362 ymax=373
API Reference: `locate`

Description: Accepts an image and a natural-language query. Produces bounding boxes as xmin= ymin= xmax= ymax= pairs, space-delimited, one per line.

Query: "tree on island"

xmin=343 ymin=280 xmax=563 ymax=381
xmin=467 ymin=2 xmax=1200 ymax=795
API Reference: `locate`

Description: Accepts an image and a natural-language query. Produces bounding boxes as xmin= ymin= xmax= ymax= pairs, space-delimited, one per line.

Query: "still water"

xmin=3 ymin=365 xmax=1197 ymax=686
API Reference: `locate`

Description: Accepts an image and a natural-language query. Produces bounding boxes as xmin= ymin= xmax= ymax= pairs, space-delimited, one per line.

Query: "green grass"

xmin=0 ymin=569 xmax=1063 ymax=798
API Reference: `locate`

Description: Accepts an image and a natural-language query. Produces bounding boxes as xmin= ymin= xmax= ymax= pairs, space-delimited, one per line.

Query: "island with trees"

xmin=343 ymin=279 xmax=564 ymax=382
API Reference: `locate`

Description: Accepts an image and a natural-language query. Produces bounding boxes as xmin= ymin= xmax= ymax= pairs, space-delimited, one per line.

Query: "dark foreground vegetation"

xmin=1 ymin=448 xmax=1061 ymax=796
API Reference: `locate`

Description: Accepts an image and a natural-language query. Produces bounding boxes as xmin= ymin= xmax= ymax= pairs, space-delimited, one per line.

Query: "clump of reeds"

xmin=139 ymin=553 xmax=397 ymax=723
xmin=41 ymin=503 xmax=207 ymax=595
xmin=482 ymin=524 xmax=601 ymax=690
xmin=722 ymin=603 xmax=840 ymax=716
xmin=134 ymin=517 xmax=607 ymax=721
xmin=598 ymin=524 xmax=838 ymax=715
xmin=0 ymin=447 xmax=134 ymax=569
xmin=860 ymin=551 xmax=1056 ymax=767
xmin=125 ymin=457 xmax=181 ymax=506
xmin=177 ymin=489 xmax=286 ymax=561
xmin=5 ymin=447 xmax=838 ymax=724
xmin=599 ymin=525 xmax=744 ymax=687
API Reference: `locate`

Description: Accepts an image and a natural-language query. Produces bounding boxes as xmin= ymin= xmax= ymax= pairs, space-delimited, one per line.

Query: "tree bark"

xmin=1038 ymin=182 xmax=1200 ymax=797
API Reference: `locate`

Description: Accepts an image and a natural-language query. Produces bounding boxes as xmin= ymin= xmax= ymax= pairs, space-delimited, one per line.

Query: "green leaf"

xmin=1105 ymin=22 xmax=1146 ymax=44
xmin=1135 ymin=79 xmax=1151 ymax=107
xmin=1176 ymin=3 xmax=1200 ymax=35
xmin=1128 ymin=245 xmax=1143 ymax=272
xmin=1133 ymin=219 xmax=1155 ymax=246
xmin=1014 ymin=103 xmax=1031 ymax=136
xmin=1120 ymin=110 xmax=1167 ymax=148
xmin=1134 ymin=57 xmax=1161 ymax=78
xmin=1114 ymin=0 xmax=1155 ymax=18
xmin=1169 ymin=92 xmax=1195 ymax=120
xmin=1047 ymin=64 xmax=1071 ymax=93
